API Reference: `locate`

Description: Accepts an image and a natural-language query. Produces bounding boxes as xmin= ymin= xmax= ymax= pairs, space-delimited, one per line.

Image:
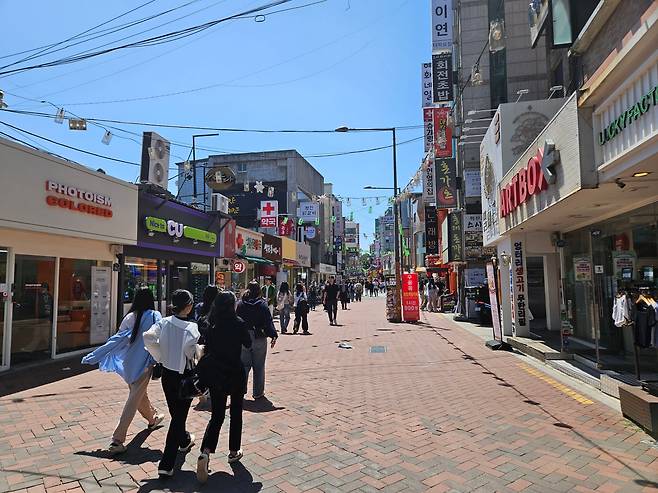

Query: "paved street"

xmin=1 ymin=297 xmax=657 ymax=493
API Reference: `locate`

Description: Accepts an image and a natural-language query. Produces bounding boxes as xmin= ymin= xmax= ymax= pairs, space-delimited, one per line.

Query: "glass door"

xmin=11 ymin=255 xmax=55 ymax=365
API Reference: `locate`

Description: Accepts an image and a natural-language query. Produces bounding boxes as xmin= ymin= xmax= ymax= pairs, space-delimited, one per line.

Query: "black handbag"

xmin=178 ymin=359 xmax=207 ymax=400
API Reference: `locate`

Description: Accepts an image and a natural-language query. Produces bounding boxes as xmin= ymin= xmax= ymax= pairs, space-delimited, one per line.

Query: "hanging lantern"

xmin=346 ymin=198 xmax=351 ymax=206
xmin=314 ymin=218 xmax=320 ymax=226
xmin=362 ymin=198 xmax=366 ymax=206
xmin=331 ymin=215 xmax=336 ymax=223
xmin=298 ymin=218 xmax=304 ymax=226
xmin=376 ymin=197 xmax=380 ymax=205
xmin=350 ymin=212 xmax=354 ymax=221
xmin=243 ymin=181 xmax=250 ymax=192
xmin=267 ymin=186 xmax=274 ymax=198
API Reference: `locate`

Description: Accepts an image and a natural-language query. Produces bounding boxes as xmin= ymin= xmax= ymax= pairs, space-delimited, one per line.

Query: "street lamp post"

xmin=192 ymin=133 xmax=219 ymax=210
xmin=335 ymin=126 xmax=402 ymax=322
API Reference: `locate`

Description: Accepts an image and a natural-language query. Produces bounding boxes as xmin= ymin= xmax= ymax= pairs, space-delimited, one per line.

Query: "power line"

xmin=0 ymin=1 xmax=316 ymax=77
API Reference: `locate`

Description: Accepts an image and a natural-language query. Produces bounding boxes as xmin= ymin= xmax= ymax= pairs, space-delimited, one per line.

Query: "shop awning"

xmin=238 ymin=254 xmax=274 ymax=265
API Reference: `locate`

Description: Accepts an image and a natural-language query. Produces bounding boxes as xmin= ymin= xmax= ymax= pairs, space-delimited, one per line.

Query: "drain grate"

xmin=369 ymin=345 xmax=387 ymax=353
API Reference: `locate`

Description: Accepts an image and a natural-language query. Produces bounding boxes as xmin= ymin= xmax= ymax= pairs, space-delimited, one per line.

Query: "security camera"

xmin=615 ymin=178 xmax=626 ymax=189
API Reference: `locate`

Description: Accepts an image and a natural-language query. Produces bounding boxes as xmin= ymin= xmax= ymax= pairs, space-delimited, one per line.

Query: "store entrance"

xmin=527 ymin=256 xmax=547 ymax=331
xmin=11 ymin=255 xmax=55 ymax=364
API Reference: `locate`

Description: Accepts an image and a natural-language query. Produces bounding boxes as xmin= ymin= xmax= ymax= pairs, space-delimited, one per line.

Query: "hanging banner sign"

xmin=423 ymin=107 xmax=435 ymax=153
xmin=433 ymin=107 xmax=452 ymax=158
xmin=260 ymin=200 xmax=278 ymax=228
xmin=448 ymin=211 xmax=463 ymax=262
xmin=431 ymin=0 xmax=454 ymax=51
xmin=421 ymin=62 xmax=433 ymax=108
xmin=432 ymin=51 xmax=454 ymax=103
xmin=464 ymin=169 xmax=481 ymax=197
xmin=402 ymin=273 xmax=420 ymax=322
xmin=573 ymin=256 xmax=592 ymax=282
xmin=486 ymin=262 xmax=503 ymax=340
xmin=422 ymin=159 xmax=436 ymax=204
xmin=510 ymin=240 xmax=528 ymax=336
xmin=435 ymin=158 xmax=457 ymax=208
xmin=425 ymin=206 xmax=439 ymax=255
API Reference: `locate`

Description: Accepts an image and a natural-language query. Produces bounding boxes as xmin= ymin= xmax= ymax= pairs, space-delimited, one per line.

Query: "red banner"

xmin=402 ymin=273 xmax=420 ymax=322
xmin=433 ymin=107 xmax=452 ymax=158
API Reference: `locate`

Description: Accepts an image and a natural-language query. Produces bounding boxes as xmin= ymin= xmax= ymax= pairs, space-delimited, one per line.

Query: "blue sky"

xmin=0 ymin=0 xmax=429 ymax=238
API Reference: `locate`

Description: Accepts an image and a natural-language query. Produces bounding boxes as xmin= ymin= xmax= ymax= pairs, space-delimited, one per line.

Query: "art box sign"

xmin=422 ymin=159 xmax=436 ymax=204
xmin=431 ymin=0 xmax=453 ymax=51
xmin=432 ymin=52 xmax=453 ymax=103
xmin=421 ymin=62 xmax=433 ymax=108
xmin=435 ymin=158 xmax=457 ymax=208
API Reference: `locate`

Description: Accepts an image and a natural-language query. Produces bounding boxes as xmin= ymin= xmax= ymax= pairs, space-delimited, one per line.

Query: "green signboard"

xmin=144 ymin=216 xmax=217 ymax=244
xmin=599 ymin=84 xmax=658 ymax=145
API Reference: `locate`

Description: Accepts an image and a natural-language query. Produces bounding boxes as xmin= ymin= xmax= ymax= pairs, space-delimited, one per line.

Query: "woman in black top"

xmin=196 ymin=291 xmax=252 ymax=483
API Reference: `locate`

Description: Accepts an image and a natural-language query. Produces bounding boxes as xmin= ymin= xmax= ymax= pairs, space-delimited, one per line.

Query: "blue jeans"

xmin=241 ymin=332 xmax=268 ymax=398
xmin=280 ymin=305 xmax=291 ymax=333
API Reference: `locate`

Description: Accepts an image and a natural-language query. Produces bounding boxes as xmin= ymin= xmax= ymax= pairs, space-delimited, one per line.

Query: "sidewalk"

xmin=0 ymin=297 xmax=657 ymax=492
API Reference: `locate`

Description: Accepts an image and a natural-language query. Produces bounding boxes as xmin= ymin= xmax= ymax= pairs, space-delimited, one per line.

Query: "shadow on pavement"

xmin=243 ymin=397 xmax=284 ymax=413
xmin=0 ymin=355 xmax=95 ymax=397
xmin=75 ymin=429 xmax=161 ymax=465
xmin=137 ymin=462 xmax=262 ymax=492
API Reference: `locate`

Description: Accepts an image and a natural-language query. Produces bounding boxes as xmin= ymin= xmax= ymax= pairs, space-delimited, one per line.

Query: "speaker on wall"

xmin=140 ymin=131 xmax=170 ymax=189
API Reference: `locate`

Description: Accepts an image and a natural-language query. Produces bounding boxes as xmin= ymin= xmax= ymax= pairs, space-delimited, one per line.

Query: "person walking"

xmin=427 ymin=278 xmax=439 ymax=312
xmin=81 ymin=287 xmax=164 ymax=455
xmin=339 ymin=281 xmax=349 ymax=310
xmin=276 ymin=282 xmax=293 ymax=334
xmin=143 ymin=290 xmax=201 ymax=478
xmin=323 ymin=276 xmax=340 ymax=325
xmin=261 ymin=277 xmax=277 ymax=317
xmin=373 ymin=280 xmax=379 ymax=297
xmin=308 ymin=282 xmax=318 ymax=311
xmin=194 ymin=285 xmax=219 ymax=342
xmin=437 ymin=278 xmax=446 ymax=312
xmin=419 ymin=277 xmax=428 ymax=311
xmin=237 ymin=281 xmax=278 ymax=400
xmin=293 ymin=283 xmax=310 ymax=335
xmin=355 ymin=281 xmax=363 ymax=302
xmin=195 ymin=291 xmax=252 ymax=483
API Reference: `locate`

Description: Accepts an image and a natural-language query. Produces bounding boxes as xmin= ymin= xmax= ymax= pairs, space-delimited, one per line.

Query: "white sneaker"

xmin=197 ymin=453 xmax=209 ymax=483
xmin=147 ymin=413 xmax=165 ymax=430
xmin=158 ymin=468 xmax=174 ymax=478
xmin=108 ymin=441 xmax=126 ymax=455
xmin=178 ymin=433 xmax=195 ymax=453
xmin=228 ymin=449 xmax=243 ymax=463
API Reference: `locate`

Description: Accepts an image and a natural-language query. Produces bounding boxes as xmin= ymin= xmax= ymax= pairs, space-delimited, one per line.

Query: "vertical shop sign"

xmin=421 ymin=62 xmax=433 ymax=108
xmin=511 ymin=240 xmax=528 ymax=336
xmin=486 ymin=262 xmax=503 ymax=340
xmin=422 ymin=159 xmax=436 ymax=204
xmin=431 ymin=0 xmax=453 ymax=51
xmin=432 ymin=52 xmax=453 ymax=103
xmin=464 ymin=169 xmax=481 ymax=197
xmin=435 ymin=158 xmax=457 ymax=208
xmin=402 ymin=273 xmax=420 ymax=322
xmin=448 ymin=211 xmax=463 ymax=262
xmin=433 ymin=107 xmax=452 ymax=158
xmin=464 ymin=214 xmax=483 ymax=260
xmin=423 ymin=107 xmax=435 ymax=153
xmin=90 ymin=266 xmax=111 ymax=345
xmin=425 ymin=206 xmax=439 ymax=255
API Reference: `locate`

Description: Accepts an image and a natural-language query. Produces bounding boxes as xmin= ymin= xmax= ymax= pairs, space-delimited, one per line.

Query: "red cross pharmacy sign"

xmin=260 ymin=200 xmax=278 ymax=228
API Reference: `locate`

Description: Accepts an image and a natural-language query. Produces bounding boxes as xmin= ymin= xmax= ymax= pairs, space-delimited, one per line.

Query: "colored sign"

xmin=144 ymin=216 xmax=217 ymax=244
xmin=425 ymin=206 xmax=439 ymax=255
xmin=486 ymin=262 xmax=503 ymax=340
xmin=45 ymin=179 xmax=113 ymax=218
xmin=432 ymin=51 xmax=453 ymax=103
xmin=232 ymin=259 xmax=246 ymax=274
xmin=262 ymin=233 xmax=282 ymax=262
xmin=435 ymin=158 xmax=457 ymax=208
xmin=235 ymin=227 xmax=263 ymax=257
xmin=431 ymin=0 xmax=453 ymax=51
xmin=598 ymin=83 xmax=658 ymax=145
xmin=215 ymin=271 xmax=226 ymax=289
xmin=422 ymin=157 xmax=435 ymax=203
xmin=260 ymin=200 xmax=278 ymax=227
xmin=402 ymin=273 xmax=420 ymax=322
xmin=423 ymin=107 xmax=435 ymax=153
xmin=500 ymin=146 xmax=550 ymax=217
xmin=421 ymin=62 xmax=433 ymax=108
xmin=511 ymin=240 xmax=528 ymax=336
xmin=306 ymin=226 xmax=316 ymax=239
xmin=574 ymin=256 xmax=592 ymax=282
xmin=433 ymin=107 xmax=452 ymax=158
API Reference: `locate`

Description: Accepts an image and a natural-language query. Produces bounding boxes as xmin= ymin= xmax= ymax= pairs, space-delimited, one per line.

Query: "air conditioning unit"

xmin=140 ymin=131 xmax=170 ymax=189
xmin=211 ymin=193 xmax=229 ymax=213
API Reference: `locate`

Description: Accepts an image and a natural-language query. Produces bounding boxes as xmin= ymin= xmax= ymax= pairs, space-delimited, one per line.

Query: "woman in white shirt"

xmin=293 ymin=283 xmax=310 ymax=335
xmin=144 ymin=289 xmax=201 ymax=478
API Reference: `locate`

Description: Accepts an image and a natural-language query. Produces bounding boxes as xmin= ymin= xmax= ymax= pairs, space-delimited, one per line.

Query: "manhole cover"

xmin=369 ymin=345 xmax=387 ymax=353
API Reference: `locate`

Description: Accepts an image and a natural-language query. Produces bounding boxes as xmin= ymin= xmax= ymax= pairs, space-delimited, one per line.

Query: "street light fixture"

xmin=335 ymin=125 xmax=402 ymax=323
xmin=467 ymin=109 xmax=497 ymax=116
xmin=364 ymin=186 xmax=395 ymax=190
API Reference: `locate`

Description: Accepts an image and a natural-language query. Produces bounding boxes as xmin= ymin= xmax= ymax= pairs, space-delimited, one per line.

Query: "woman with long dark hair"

xmin=82 ymin=287 xmax=164 ymax=455
xmin=195 ymin=291 xmax=252 ymax=482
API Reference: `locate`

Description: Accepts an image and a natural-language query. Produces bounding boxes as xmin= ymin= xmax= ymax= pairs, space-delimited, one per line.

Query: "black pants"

xmin=326 ymin=300 xmax=338 ymax=323
xmin=201 ymin=385 xmax=244 ymax=454
xmin=160 ymin=368 xmax=193 ymax=471
xmin=294 ymin=305 xmax=309 ymax=334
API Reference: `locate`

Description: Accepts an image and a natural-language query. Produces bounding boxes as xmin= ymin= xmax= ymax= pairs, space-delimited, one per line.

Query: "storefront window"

xmin=11 ymin=255 xmax=55 ymax=364
xmin=124 ymin=258 xmax=162 ymax=303
xmin=0 ymin=248 xmax=6 ymax=367
xmin=56 ymin=259 xmax=111 ymax=354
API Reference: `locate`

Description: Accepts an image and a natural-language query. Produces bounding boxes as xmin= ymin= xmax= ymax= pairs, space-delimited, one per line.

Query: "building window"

xmin=237 ymin=163 xmax=247 ymax=173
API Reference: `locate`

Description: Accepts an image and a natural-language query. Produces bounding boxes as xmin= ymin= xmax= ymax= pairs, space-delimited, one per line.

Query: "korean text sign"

xmin=402 ymin=273 xmax=420 ymax=322
xmin=431 ymin=0 xmax=453 ymax=51
xmin=433 ymin=107 xmax=452 ymax=158
xmin=432 ymin=52 xmax=453 ymax=103
xmin=435 ymin=158 xmax=457 ymax=208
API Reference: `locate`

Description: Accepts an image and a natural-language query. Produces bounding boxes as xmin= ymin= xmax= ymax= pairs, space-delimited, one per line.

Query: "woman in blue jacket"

xmin=82 ymin=287 xmax=164 ymax=455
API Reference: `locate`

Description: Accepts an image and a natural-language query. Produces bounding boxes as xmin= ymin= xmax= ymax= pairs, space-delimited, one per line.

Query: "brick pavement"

xmin=0 ymin=297 xmax=657 ymax=492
